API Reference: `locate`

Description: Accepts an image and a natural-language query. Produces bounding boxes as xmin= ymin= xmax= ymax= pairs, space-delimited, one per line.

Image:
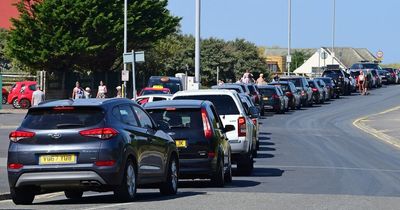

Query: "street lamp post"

xmin=195 ymin=0 xmax=201 ymax=87
xmin=332 ymin=0 xmax=336 ymax=64
xmin=123 ymin=0 xmax=128 ymax=97
xmin=287 ymin=0 xmax=292 ymax=76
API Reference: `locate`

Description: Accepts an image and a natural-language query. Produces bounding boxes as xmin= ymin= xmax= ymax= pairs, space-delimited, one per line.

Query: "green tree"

xmin=5 ymin=0 xmax=180 ymax=74
xmin=290 ymin=50 xmax=312 ymax=72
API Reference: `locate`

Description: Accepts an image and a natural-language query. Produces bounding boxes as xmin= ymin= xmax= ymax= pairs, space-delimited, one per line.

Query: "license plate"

xmin=39 ymin=154 xmax=76 ymax=165
xmin=175 ymin=140 xmax=187 ymax=148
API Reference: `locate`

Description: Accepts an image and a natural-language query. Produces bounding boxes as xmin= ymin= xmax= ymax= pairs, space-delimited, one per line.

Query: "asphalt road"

xmin=1 ymin=85 xmax=400 ymax=209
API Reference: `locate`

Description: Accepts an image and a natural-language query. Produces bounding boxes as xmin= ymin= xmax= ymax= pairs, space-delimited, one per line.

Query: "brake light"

xmin=95 ymin=160 xmax=116 ymax=166
xmin=8 ymin=163 xmax=23 ymax=170
xmin=238 ymin=116 xmax=246 ymax=137
xmin=208 ymin=152 xmax=216 ymax=158
xmin=79 ymin=128 xmax=118 ymax=140
xmin=201 ymin=109 xmax=213 ymax=139
xmin=9 ymin=130 xmax=35 ymax=142
xmin=272 ymin=94 xmax=279 ymax=99
xmin=312 ymin=88 xmax=318 ymax=92
xmin=285 ymin=92 xmax=293 ymax=97
xmin=251 ymin=118 xmax=257 ymax=125
xmin=301 ymin=90 xmax=305 ymax=96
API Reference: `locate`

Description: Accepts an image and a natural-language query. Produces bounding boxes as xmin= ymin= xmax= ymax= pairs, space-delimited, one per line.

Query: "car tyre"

xmin=11 ymin=187 xmax=35 ymax=205
xmin=64 ymin=190 xmax=83 ymax=199
xmin=114 ymin=159 xmax=137 ymax=201
xmin=224 ymin=156 xmax=233 ymax=183
xmin=19 ymin=98 xmax=31 ymax=109
xmin=211 ymin=157 xmax=225 ymax=187
xmin=12 ymin=98 xmax=20 ymax=109
xmin=160 ymin=155 xmax=178 ymax=195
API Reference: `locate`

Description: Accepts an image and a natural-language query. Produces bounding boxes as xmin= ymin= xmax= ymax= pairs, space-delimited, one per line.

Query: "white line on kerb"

xmin=254 ymin=164 xmax=400 ymax=173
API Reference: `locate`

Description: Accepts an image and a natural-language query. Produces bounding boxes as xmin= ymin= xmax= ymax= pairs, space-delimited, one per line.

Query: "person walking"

xmin=116 ymin=86 xmax=122 ymax=98
xmin=365 ymin=70 xmax=371 ymax=95
xmin=357 ymin=70 xmax=365 ymax=95
xmin=272 ymin=73 xmax=280 ymax=82
xmin=84 ymin=87 xmax=92 ymax=99
xmin=31 ymin=85 xmax=45 ymax=106
xmin=96 ymin=80 xmax=107 ymax=98
xmin=72 ymin=81 xmax=84 ymax=99
xmin=242 ymin=70 xmax=254 ymax=84
xmin=256 ymin=73 xmax=266 ymax=85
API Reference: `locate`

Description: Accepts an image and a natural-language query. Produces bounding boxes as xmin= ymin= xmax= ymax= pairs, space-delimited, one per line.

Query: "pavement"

xmin=354 ymin=106 xmax=400 ymax=149
xmin=0 ymin=85 xmax=400 ymax=209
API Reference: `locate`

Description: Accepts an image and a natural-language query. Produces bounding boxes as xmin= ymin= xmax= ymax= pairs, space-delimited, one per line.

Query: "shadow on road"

xmin=251 ymin=168 xmax=284 ymax=177
xmin=258 ymin=146 xmax=276 ymax=151
xmin=259 ymin=132 xmax=271 ymax=135
xmin=34 ymin=191 xmax=206 ymax=205
xmin=256 ymin=153 xmax=274 ymax=158
xmin=260 ymin=141 xmax=274 ymax=146
xmin=179 ymin=179 xmax=260 ymax=188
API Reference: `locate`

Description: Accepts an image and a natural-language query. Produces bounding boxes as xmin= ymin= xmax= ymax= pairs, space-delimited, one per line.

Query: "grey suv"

xmin=8 ymin=98 xmax=178 ymax=204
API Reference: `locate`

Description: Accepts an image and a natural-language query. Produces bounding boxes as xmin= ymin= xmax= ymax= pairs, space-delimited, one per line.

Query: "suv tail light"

xmin=79 ymin=128 xmax=118 ymax=140
xmin=312 ymin=88 xmax=318 ymax=92
xmin=238 ymin=116 xmax=246 ymax=137
xmin=285 ymin=92 xmax=293 ymax=97
xmin=201 ymin=109 xmax=213 ymax=139
xmin=9 ymin=131 xmax=35 ymax=142
xmin=8 ymin=163 xmax=23 ymax=170
xmin=272 ymin=94 xmax=279 ymax=99
xmin=95 ymin=160 xmax=116 ymax=166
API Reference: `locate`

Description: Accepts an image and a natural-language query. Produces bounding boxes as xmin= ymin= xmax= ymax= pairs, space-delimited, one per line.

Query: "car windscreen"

xmin=258 ymin=88 xmax=276 ymax=96
xmin=308 ymin=81 xmax=316 ymax=88
xmin=141 ymin=89 xmax=169 ymax=95
xmin=147 ymin=108 xmax=203 ymax=131
xmin=21 ymin=107 xmax=104 ymax=130
xmin=280 ymin=78 xmax=301 ymax=87
xmin=148 ymin=79 xmax=182 ymax=93
xmin=351 ymin=63 xmax=379 ymax=69
xmin=274 ymin=84 xmax=289 ymax=92
xmin=322 ymin=71 xmax=340 ymax=79
xmin=174 ymin=95 xmax=239 ymax=115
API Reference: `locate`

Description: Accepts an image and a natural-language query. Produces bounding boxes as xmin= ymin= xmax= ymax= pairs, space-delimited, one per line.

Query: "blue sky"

xmin=167 ymin=0 xmax=399 ymax=64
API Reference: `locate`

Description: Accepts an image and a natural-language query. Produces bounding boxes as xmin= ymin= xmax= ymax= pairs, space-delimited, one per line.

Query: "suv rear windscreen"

xmin=351 ymin=63 xmax=381 ymax=70
xmin=258 ymin=88 xmax=276 ymax=96
xmin=21 ymin=107 xmax=104 ymax=130
xmin=320 ymin=78 xmax=332 ymax=85
xmin=322 ymin=70 xmax=341 ymax=79
xmin=146 ymin=108 xmax=203 ymax=131
xmin=215 ymin=86 xmax=242 ymax=93
xmin=280 ymin=78 xmax=301 ymax=87
xmin=174 ymin=95 xmax=239 ymax=115
xmin=141 ymin=89 xmax=169 ymax=95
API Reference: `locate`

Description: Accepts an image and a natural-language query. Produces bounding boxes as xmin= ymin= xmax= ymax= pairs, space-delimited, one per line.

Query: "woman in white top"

xmin=96 ymin=81 xmax=107 ymax=98
xmin=358 ymin=71 xmax=365 ymax=95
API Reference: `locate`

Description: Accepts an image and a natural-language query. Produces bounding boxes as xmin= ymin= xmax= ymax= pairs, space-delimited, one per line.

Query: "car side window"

xmin=133 ymin=106 xmax=154 ymax=128
xmin=118 ymin=105 xmax=139 ymax=126
xmin=29 ymin=85 xmax=36 ymax=91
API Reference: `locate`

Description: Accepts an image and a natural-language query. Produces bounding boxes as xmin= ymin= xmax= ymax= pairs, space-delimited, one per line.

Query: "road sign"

xmin=123 ymin=51 xmax=145 ymax=63
xmin=122 ymin=70 xmax=129 ymax=81
xmin=286 ymin=55 xmax=292 ymax=63
xmin=376 ymin=50 xmax=384 ymax=59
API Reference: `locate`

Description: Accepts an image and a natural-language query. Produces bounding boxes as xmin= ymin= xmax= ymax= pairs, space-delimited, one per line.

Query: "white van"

xmin=173 ymin=89 xmax=256 ymax=174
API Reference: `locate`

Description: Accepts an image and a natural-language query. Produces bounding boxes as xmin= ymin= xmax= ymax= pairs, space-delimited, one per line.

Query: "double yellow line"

xmin=353 ymin=106 xmax=400 ymax=149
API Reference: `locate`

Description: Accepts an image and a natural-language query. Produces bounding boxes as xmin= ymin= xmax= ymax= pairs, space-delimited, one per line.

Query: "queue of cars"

xmin=6 ymin=64 xmax=399 ymax=204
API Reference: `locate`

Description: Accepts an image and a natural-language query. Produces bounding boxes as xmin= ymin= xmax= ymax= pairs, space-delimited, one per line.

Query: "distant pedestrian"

xmin=116 ymin=86 xmax=122 ymax=98
xmin=32 ymin=85 xmax=45 ymax=106
xmin=256 ymin=73 xmax=266 ymax=85
xmin=96 ymin=80 xmax=107 ymax=98
xmin=357 ymin=71 xmax=365 ymax=95
xmin=218 ymin=80 xmax=225 ymax=86
xmin=84 ymin=87 xmax=92 ymax=99
xmin=72 ymin=81 xmax=84 ymax=99
xmin=242 ymin=70 xmax=254 ymax=84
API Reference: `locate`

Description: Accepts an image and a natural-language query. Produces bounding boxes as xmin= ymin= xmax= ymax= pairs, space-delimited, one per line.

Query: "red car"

xmin=2 ymin=88 xmax=8 ymax=104
xmin=138 ymin=87 xmax=171 ymax=96
xmin=7 ymin=81 xmax=37 ymax=109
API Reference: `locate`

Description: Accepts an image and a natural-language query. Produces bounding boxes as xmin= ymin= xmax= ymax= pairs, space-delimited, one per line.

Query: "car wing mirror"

xmin=224 ymin=124 xmax=235 ymax=133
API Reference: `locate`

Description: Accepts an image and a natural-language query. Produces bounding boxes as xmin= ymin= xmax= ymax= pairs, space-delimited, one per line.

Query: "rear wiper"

xmin=56 ymin=123 xmax=84 ymax=128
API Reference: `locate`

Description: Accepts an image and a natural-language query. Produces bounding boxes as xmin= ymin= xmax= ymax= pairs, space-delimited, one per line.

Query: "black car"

xmin=315 ymin=77 xmax=337 ymax=99
xmin=322 ymin=65 xmax=351 ymax=96
xmin=257 ymin=85 xmax=286 ymax=114
xmin=268 ymin=81 xmax=301 ymax=110
xmin=382 ymin=68 xmax=397 ymax=84
xmin=280 ymin=77 xmax=313 ymax=107
xmin=144 ymin=100 xmax=233 ymax=186
xmin=8 ymin=98 xmax=178 ymax=204
xmin=308 ymin=80 xmax=324 ymax=104
xmin=378 ymin=70 xmax=390 ymax=85
xmin=244 ymin=84 xmax=264 ymax=115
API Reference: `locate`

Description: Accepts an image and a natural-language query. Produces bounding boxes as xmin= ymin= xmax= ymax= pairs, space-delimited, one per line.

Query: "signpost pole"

xmin=131 ymin=50 xmax=136 ymax=100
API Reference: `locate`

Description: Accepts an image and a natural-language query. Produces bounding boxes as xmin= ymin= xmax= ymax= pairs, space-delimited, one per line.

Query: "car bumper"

xmin=179 ymin=158 xmax=216 ymax=178
xmin=228 ymin=137 xmax=249 ymax=154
